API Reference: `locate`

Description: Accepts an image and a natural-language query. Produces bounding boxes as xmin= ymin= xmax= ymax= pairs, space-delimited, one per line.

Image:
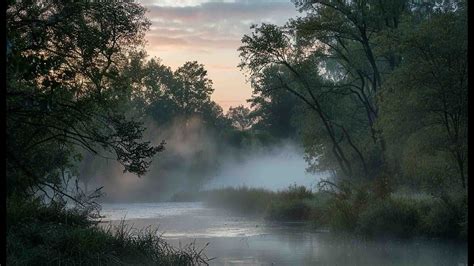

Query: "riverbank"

xmin=171 ymin=185 xmax=468 ymax=240
xmin=6 ymin=197 xmax=209 ymax=265
xmin=99 ymin=201 xmax=467 ymax=265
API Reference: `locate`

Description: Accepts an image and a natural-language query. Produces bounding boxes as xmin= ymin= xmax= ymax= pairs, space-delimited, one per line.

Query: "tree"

xmin=239 ymin=23 xmax=369 ymax=179
xmin=6 ymin=1 xmax=163 ymax=200
xmin=146 ymin=61 xmax=227 ymax=130
xmin=378 ymin=2 xmax=467 ymax=191
xmin=248 ymin=66 xmax=300 ymax=139
xmin=170 ymin=61 xmax=214 ymax=120
xmin=238 ymin=0 xmax=460 ymax=183
xmin=226 ymin=105 xmax=255 ymax=131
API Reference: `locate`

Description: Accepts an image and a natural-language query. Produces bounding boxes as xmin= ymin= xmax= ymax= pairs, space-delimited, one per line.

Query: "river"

xmin=99 ymin=202 xmax=467 ymax=265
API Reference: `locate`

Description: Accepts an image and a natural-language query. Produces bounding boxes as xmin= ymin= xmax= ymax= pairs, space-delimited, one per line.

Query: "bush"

xmin=266 ymin=200 xmax=311 ymax=221
xmin=324 ymin=185 xmax=370 ymax=233
xmin=198 ymin=184 xmax=467 ymax=240
xmin=417 ymin=192 xmax=467 ymax=239
xmin=278 ymin=184 xmax=313 ymax=201
xmin=202 ymin=185 xmax=315 ymax=219
xmin=326 ymin=197 xmax=360 ymax=232
xmin=355 ymin=192 xmax=467 ymax=239
xmin=7 ymin=196 xmax=92 ymax=228
xmin=304 ymin=193 xmax=331 ymax=228
xmin=357 ymin=198 xmax=419 ymax=238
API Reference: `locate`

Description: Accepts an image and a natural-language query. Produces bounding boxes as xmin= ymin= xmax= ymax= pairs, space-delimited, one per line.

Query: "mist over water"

xmin=79 ymin=117 xmax=322 ymax=202
xmin=204 ymin=141 xmax=325 ymax=191
xmin=82 ymin=116 xmax=467 ymax=266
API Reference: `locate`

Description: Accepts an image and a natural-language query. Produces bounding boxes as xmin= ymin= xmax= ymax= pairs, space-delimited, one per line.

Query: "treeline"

xmin=238 ymin=0 xmax=467 ymax=197
xmin=6 ymin=0 xmax=278 ymax=202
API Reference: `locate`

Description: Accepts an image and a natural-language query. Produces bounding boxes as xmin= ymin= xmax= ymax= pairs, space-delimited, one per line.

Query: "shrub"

xmin=324 ymin=184 xmax=370 ymax=233
xmin=305 ymin=193 xmax=331 ymax=228
xmin=417 ymin=192 xmax=467 ymax=239
xmin=278 ymin=184 xmax=313 ymax=201
xmin=266 ymin=200 xmax=311 ymax=221
xmin=326 ymin=197 xmax=360 ymax=232
xmin=357 ymin=198 xmax=419 ymax=238
xmin=202 ymin=185 xmax=315 ymax=219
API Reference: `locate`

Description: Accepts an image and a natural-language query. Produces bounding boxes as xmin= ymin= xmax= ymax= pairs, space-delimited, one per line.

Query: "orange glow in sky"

xmin=139 ymin=0 xmax=299 ymax=111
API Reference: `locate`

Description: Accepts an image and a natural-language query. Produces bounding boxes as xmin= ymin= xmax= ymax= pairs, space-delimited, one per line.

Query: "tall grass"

xmin=204 ymin=186 xmax=275 ymax=216
xmin=321 ymin=184 xmax=467 ymax=239
xmin=7 ymin=197 xmax=210 ymax=265
xmin=182 ymin=183 xmax=467 ymax=240
xmin=198 ymin=185 xmax=323 ymax=222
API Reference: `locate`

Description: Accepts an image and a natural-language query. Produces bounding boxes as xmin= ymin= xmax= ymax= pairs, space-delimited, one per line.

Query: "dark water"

xmin=100 ymin=202 xmax=467 ymax=265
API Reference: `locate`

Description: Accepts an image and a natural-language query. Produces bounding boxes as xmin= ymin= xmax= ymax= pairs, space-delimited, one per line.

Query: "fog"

xmin=77 ymin=117 xmax=324 ymax=202
xmin=204 ymin=141 xmax=324 ymax=191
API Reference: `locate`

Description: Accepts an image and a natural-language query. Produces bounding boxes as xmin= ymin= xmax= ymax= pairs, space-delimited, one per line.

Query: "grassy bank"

xmin=172 ymin=184 xmax=467 ymax=240
xmin=7 ymin=197 xmax=209 ymax=265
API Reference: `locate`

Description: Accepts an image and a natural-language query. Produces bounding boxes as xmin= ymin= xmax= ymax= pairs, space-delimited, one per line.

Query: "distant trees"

xmin=140 ymin=60 xmax=230 ymax=131
xmin=226 ymin=105 xmax=255 ymax=131
xmin=172 ymin=62 xmax=214 ymax=119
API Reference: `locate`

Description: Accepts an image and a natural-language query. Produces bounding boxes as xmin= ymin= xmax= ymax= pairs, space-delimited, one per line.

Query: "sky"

xmin=138 ymin=0 xmax=300 ymax=111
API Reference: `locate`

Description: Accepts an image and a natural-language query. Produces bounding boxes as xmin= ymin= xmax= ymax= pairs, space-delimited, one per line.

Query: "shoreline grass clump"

xmin=204 ymin=186 xmax=275 ymax=216
xmin=177 ymin=183 xmax=467 ymax=241
xmin=7 ymin=197 xmax=210 ymax=265
xmin=265 ymin=184 xmax=314 ymax=221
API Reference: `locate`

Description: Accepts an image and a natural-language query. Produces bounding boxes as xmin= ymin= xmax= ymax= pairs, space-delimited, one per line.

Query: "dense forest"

xmin=6 ymin=0 xmax=467 ymax=265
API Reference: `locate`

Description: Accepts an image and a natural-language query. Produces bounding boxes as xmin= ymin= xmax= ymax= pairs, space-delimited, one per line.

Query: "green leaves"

xmin=378 ymin=3 xmax=467 ymax=190
xmin=6 ymin=1 xmax=161 ymax=197
xmin=239 ymin=0 xmax=467 ymax=187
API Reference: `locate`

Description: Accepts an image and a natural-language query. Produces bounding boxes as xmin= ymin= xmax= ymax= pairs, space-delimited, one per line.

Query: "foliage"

xmin=7 ymin=197 xmax=210 ymax=265
xmin=238 ymin=0 xmax=468 ymax=197
xmin=6 ymin=0 xmax=163 ymax=200
xmin=199 ymin=184 xmax=466 ymax=240
xmin=266 ymin=200 xmax=312 ymax=221
xmin=378 ymin=4 xmax=468 ymax=191
xmin=357 ymin=198 xmax=419 ymax=238
xmin=247 ymin=66 xmax=301 ymax=139
xmin=226 ymin=105 xmax=255 ymax=131
xmin=146 ymin=60 xmax=228 ymax=130
xmin=416 ymin=192 xmax=467 ymax=238
xmin=323 ymin=184 xmax=467 ymax=239
xmin=5 ymin=1 xmax=213 ymax=264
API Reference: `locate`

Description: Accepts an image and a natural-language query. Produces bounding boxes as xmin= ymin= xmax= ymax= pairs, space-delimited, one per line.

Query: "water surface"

xmin=100 ymin=202 xmax=467 ymax=265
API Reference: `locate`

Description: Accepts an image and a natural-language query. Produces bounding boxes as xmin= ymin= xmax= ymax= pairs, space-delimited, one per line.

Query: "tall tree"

xmin=239 ymin=23 xmax=369 ymax=179
xmin=6 ymin=1 xmax=163 ymax=199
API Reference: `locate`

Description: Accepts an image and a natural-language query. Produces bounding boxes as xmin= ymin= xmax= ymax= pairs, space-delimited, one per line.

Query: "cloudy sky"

xmin=139 ymin=0 xmax=300 ymax=111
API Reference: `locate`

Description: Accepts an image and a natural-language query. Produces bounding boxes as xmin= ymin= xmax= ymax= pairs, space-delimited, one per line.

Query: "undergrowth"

xmin=7 ymin=197 xmax=210 ymax=265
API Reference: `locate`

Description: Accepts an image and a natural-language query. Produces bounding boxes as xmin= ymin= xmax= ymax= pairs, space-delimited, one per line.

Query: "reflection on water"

xmin=100 ymin=202 xmax=467 ymax=265
xmin=100 ymin=202 xmax=207 ymax=220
